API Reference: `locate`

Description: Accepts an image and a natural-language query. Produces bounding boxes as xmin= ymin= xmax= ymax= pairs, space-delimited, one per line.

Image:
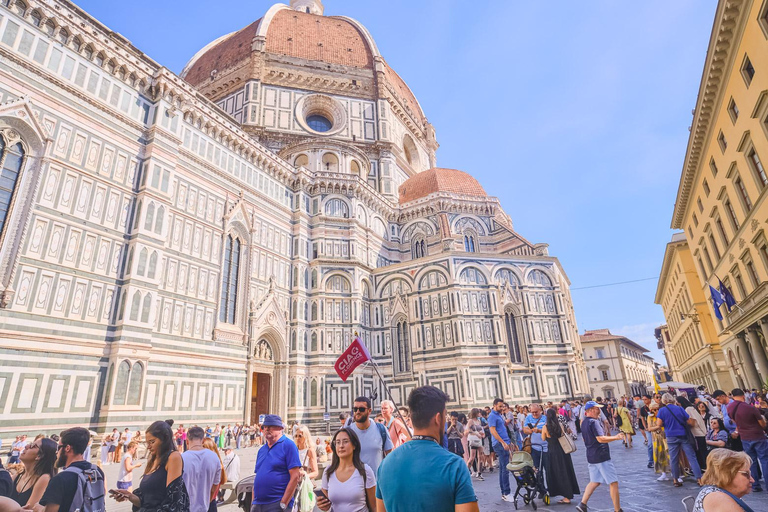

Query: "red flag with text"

xmin=334 ymin=337 xmax=371 ymax=382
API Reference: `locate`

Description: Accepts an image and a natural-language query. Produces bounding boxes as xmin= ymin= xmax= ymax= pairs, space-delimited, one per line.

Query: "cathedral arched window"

xmin=289 ymin=379 xmax=296 ymax=408
xmin=147 ymin=252 xmax=157 ymax=279
xmin=294 ymin=154 xmax=309 ymax=168
xmin=311 ymin=302 xmax=318 ymax=321
xmin=127 ymin=362 xmax=143 ymax=405
xmin=393 ymin=318 xmax=412 ymax=373
xmin=219 ymin=235 xmax=241 ymax=324
xmin=412 ymin=237 xmax=427 ymax=259
xmin=143 ymin=202 xmax=155 ymax=231
xmin=311 ymin=332 xmax=318 ymax=352
xmin=505 ymin=310 xmax=523 ymax=363
xmin=325 ymin=198 xmax=349 ymax=218
xmin=464 ymin=232 xmax=477 ymax=253
xmin=113 ymin=360 xmax=131 ymax=405
xmin=155 ymin=206 xmax=164 ymax=233
xmin=141 ymin=294 xmax=152 ymax=323
xmin=129 ymin=291 xmax=141 ymax=321
xmin=0 ymin=136 xmax=26 ymax=242
xmin=291 ymin=331 xmax=297 ymax=350
xmin=137 ymin=248 xmax=148 ymax=276
xmin=311 ymin=379 xmax=318 ymax=406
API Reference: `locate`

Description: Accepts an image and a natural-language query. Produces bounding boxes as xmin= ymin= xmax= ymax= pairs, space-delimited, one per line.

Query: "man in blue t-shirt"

xmin=522 ymin=404 xmax=548 ymax=477
xmin=655 ymin=393 xmax=703 ymax=485
xmin=488 ymin=398 xmax=513 ymax=502
xmin=576 ymin=401 xmax=624 ymax=512
xmin=252 ymin=414 xmax=301 ymax=511
xmin=376 ymin=386 xmax=478 ymax=512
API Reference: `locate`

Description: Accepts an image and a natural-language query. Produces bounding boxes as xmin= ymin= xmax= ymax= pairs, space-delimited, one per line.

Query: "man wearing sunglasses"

xmin=348 ymin=396 xmax=393 ymax=474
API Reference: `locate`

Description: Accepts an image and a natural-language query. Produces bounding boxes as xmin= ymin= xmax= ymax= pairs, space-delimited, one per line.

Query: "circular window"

xmin=307 ymin=115 xmax=332 ymax=133
xmin=296 ymin=94 xmax=347 ymax=136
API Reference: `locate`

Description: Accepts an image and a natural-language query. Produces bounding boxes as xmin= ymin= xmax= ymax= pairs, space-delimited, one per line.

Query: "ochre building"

xmin=667 ymin=0 xmax=768 ymax=391
xmin=580 ymin=329 xmax=656 ymax=398
xmin=0 ymin=0 xmax=588 ymax=436
xmin=655 ymin=233 xmax=735 ymax=390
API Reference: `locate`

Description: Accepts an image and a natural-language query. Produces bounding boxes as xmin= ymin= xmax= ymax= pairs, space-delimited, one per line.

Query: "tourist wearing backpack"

xmin=348 ymin=396 xmax=393 ymax=475
xmin=40 ymin=427 xmax=106 ymax=512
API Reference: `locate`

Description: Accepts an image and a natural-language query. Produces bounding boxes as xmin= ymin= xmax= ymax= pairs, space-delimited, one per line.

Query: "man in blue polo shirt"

xmin=488 ymin=397 xmax=513 ymax=502
xmin=252 ymin=414 xmax=301 ymax=512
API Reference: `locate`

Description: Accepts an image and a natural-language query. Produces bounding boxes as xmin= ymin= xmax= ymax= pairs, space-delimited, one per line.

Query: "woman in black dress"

xmin=541 ymin=408 xmax=580 ymax=505
xmin=111 ymin=420 xmax=190 ymax=511
xmin=10 ymin=437 xmax=56 ymax=508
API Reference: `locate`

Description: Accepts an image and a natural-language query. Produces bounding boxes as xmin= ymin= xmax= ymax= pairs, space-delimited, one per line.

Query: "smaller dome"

xmin=398 ymin=168 xmax=487 ymax=204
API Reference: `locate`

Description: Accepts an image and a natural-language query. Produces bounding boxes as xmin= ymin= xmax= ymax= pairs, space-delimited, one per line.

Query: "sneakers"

xmin=575 ymin=503 xmax=588 ymax=512
xmin=657 ymin=473 xmax=670 ymax=481
xmin=647 ymin=462 xmax=653 ymax=468
xmin=475 ymin=473 xmax=484 ymax=481
xmin=501 ymin=495 xmax=513 ymax=503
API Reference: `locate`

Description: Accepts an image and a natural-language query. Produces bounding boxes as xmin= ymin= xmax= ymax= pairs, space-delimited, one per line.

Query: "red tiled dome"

xmin=398 ymin=168 xmax=487 ymax=204
xmin=182 ymin=8 xmax=374 ymax=86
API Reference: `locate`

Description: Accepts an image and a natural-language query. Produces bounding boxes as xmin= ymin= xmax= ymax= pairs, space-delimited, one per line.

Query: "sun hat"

xmin=261 ymin=414 xmax=284 ymax=428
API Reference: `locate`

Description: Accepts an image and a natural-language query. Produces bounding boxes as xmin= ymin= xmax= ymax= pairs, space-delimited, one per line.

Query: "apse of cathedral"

xmin=0 ymin=0 xmax=588 ymax=433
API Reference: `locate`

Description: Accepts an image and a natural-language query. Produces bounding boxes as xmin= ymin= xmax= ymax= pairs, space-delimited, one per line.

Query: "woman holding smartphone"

xmin=316 ymin=428 xmax=376 ymax=512
xmin=110 ymin=420 xmax=190 ymax=512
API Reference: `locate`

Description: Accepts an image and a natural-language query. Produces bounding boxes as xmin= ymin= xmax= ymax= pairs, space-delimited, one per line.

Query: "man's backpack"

xmin=375 ymin=422 xmax=389 ymax=454
xmin=64 ymin=464 xmax=105 ymax=512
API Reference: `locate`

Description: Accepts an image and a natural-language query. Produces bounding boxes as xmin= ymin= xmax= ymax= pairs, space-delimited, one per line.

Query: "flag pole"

xmin=355 ymin=331 xmax=412 ymax=440
xmin=368 ymin=358 xmax=413 ymax=440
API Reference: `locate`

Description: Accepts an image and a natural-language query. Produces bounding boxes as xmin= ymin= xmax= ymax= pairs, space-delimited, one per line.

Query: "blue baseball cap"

xmin=583 ymin=400 xmax=604 ymax=411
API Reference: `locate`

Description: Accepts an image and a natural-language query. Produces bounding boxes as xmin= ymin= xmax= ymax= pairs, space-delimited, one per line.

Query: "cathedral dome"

xmin=398 ymin=168 xmax=487 ymax=204
xmin=180 ymin=3 xmax=427 ymax=124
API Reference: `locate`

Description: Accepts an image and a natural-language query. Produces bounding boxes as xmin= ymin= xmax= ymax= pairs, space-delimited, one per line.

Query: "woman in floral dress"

xmin=647 ymin=402 xmax=671 ymax=481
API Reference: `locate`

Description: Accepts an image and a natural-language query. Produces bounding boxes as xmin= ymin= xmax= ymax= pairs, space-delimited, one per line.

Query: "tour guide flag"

xmin=334 ymin=337 xmax=371 ymax=382
xmin=709 ymin=284 xmax=724 ymax=320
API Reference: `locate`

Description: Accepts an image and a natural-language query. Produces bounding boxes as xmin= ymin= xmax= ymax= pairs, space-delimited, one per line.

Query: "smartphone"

xmin=314 ymin=489 xmax=327 ymax=500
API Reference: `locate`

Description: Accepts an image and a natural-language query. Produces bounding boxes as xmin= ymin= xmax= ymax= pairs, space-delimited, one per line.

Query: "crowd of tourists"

xmin=1 ymin=385 xmax=767 ymax=511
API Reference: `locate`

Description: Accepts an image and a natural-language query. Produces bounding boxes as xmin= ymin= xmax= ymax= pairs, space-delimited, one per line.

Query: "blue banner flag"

xmin=709 ymin=285 xmax=724 ymax=320
xmin=718 ymin=278 xmax=737 ymax=311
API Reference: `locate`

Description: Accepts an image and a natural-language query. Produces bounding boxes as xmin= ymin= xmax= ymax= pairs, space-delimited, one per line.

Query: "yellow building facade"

xmin=670 ymin=0 xmax=768 ymax=391
xmin=655 ymin=234 xmax=734 ymax=390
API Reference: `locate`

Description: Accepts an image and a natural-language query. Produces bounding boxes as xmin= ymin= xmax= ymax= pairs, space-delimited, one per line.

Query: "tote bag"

xmin=558 ymin=431 xmax=576 ymax=454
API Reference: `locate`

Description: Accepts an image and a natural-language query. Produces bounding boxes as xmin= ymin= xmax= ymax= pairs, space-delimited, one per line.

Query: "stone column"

xmin=736 ymin=332 xmax=761 ymax=389
xmin=748 ymin=324 xmax=768 ymax=385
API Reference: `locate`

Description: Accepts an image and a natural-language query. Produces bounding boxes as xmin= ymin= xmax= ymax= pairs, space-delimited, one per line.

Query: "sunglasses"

xmin=352 ymin=407 xmax=368 ymax=413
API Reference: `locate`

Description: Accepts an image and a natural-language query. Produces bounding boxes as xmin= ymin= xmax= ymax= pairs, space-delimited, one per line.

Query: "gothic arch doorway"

xmin=246 ymin=331 xmax=288 ymax=424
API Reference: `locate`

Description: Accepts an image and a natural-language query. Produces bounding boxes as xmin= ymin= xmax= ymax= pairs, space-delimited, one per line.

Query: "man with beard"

xmin=376 ymin=386 xmax=478 ymax=512
xmin=40 ymin=427 xmax=105 ymax=512
xmin=348 ymin=396 xmax=393 ymax=474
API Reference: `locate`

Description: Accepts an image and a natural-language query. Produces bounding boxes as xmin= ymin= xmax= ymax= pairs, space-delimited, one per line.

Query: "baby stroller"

xmin=506 ymin=451 xmax=550 ymax=509
xmin=236 ymin=475 xmax=254 ymax=512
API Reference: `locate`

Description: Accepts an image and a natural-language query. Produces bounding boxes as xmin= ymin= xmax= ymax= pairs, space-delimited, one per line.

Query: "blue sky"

xmin=75 ymin=0 xmax=718 ymax=363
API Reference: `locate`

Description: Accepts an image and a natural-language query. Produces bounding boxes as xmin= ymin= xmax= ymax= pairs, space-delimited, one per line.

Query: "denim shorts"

xmin=116 ymin=480 xmax=132 ymax=490
xmin=588 ymin=460 xmax=618 ymax=484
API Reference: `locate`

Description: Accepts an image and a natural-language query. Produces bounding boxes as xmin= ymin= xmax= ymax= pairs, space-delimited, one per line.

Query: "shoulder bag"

xmin=668 ymin=406 xmax=696 ymax=447
xmin=558 ymin=430 xmax=577 ymax=454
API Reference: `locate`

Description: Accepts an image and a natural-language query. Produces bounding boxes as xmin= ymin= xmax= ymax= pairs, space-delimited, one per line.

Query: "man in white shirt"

xmin=216 ymin=446 xmax=241 ymax=504
xmin=182 ymin=426 xmax=223 ymax=512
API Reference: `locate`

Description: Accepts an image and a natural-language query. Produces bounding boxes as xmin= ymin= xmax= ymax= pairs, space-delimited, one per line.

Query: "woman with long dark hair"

xmin=111 ymin=420 xmax=190 ymax=512
xmin=541 ymin=408 xmax=580 ymax=505
xmin=316 ymin=428 xmax=376 ymax=512
xmin=10 ymin=437 xmax=56 ymax=507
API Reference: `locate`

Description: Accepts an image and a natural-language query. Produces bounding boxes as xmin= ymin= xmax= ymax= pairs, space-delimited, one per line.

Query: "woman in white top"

xmin=116 ymin=442 xmax=142 ymax=492
xmin=294 ymin=425 xmax=319 ymax=480
xmin=317 ymin=428 xmax=376 ymax=512
xmin=680 ymin=395 xmax=709 ymax=471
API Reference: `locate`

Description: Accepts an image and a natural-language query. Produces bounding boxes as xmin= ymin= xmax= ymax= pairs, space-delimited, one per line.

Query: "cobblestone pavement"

xmin=102 ymin=433 xmax=768 ymax=511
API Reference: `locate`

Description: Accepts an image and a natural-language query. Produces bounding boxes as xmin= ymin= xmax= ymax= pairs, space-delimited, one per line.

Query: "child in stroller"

xmin=506 ymin=450 xmax=550 ymax=509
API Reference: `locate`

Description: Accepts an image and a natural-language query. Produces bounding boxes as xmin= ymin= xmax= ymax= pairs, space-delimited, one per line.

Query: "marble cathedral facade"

xmin=0 ymin=0 xmax=588 ymax=435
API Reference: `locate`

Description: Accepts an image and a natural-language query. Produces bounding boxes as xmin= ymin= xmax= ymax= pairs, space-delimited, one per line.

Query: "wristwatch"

xmin=280 ymin=503 xmax=287 ymax=510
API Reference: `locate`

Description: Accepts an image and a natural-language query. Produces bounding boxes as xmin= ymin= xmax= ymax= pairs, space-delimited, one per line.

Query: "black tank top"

xmin=139 ymin=463 xmax=169 ymax=509
xmin=10 ymin=473 xmax=34 ymax=506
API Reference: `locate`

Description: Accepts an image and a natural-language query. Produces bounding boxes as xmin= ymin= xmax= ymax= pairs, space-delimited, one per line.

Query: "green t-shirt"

xmin=376 ymin=438 xmax=477 ymax=511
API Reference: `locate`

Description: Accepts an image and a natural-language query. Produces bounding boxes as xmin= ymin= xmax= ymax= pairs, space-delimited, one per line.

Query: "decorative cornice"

xmin=672 ymin=0 xmax=749 ymax=229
